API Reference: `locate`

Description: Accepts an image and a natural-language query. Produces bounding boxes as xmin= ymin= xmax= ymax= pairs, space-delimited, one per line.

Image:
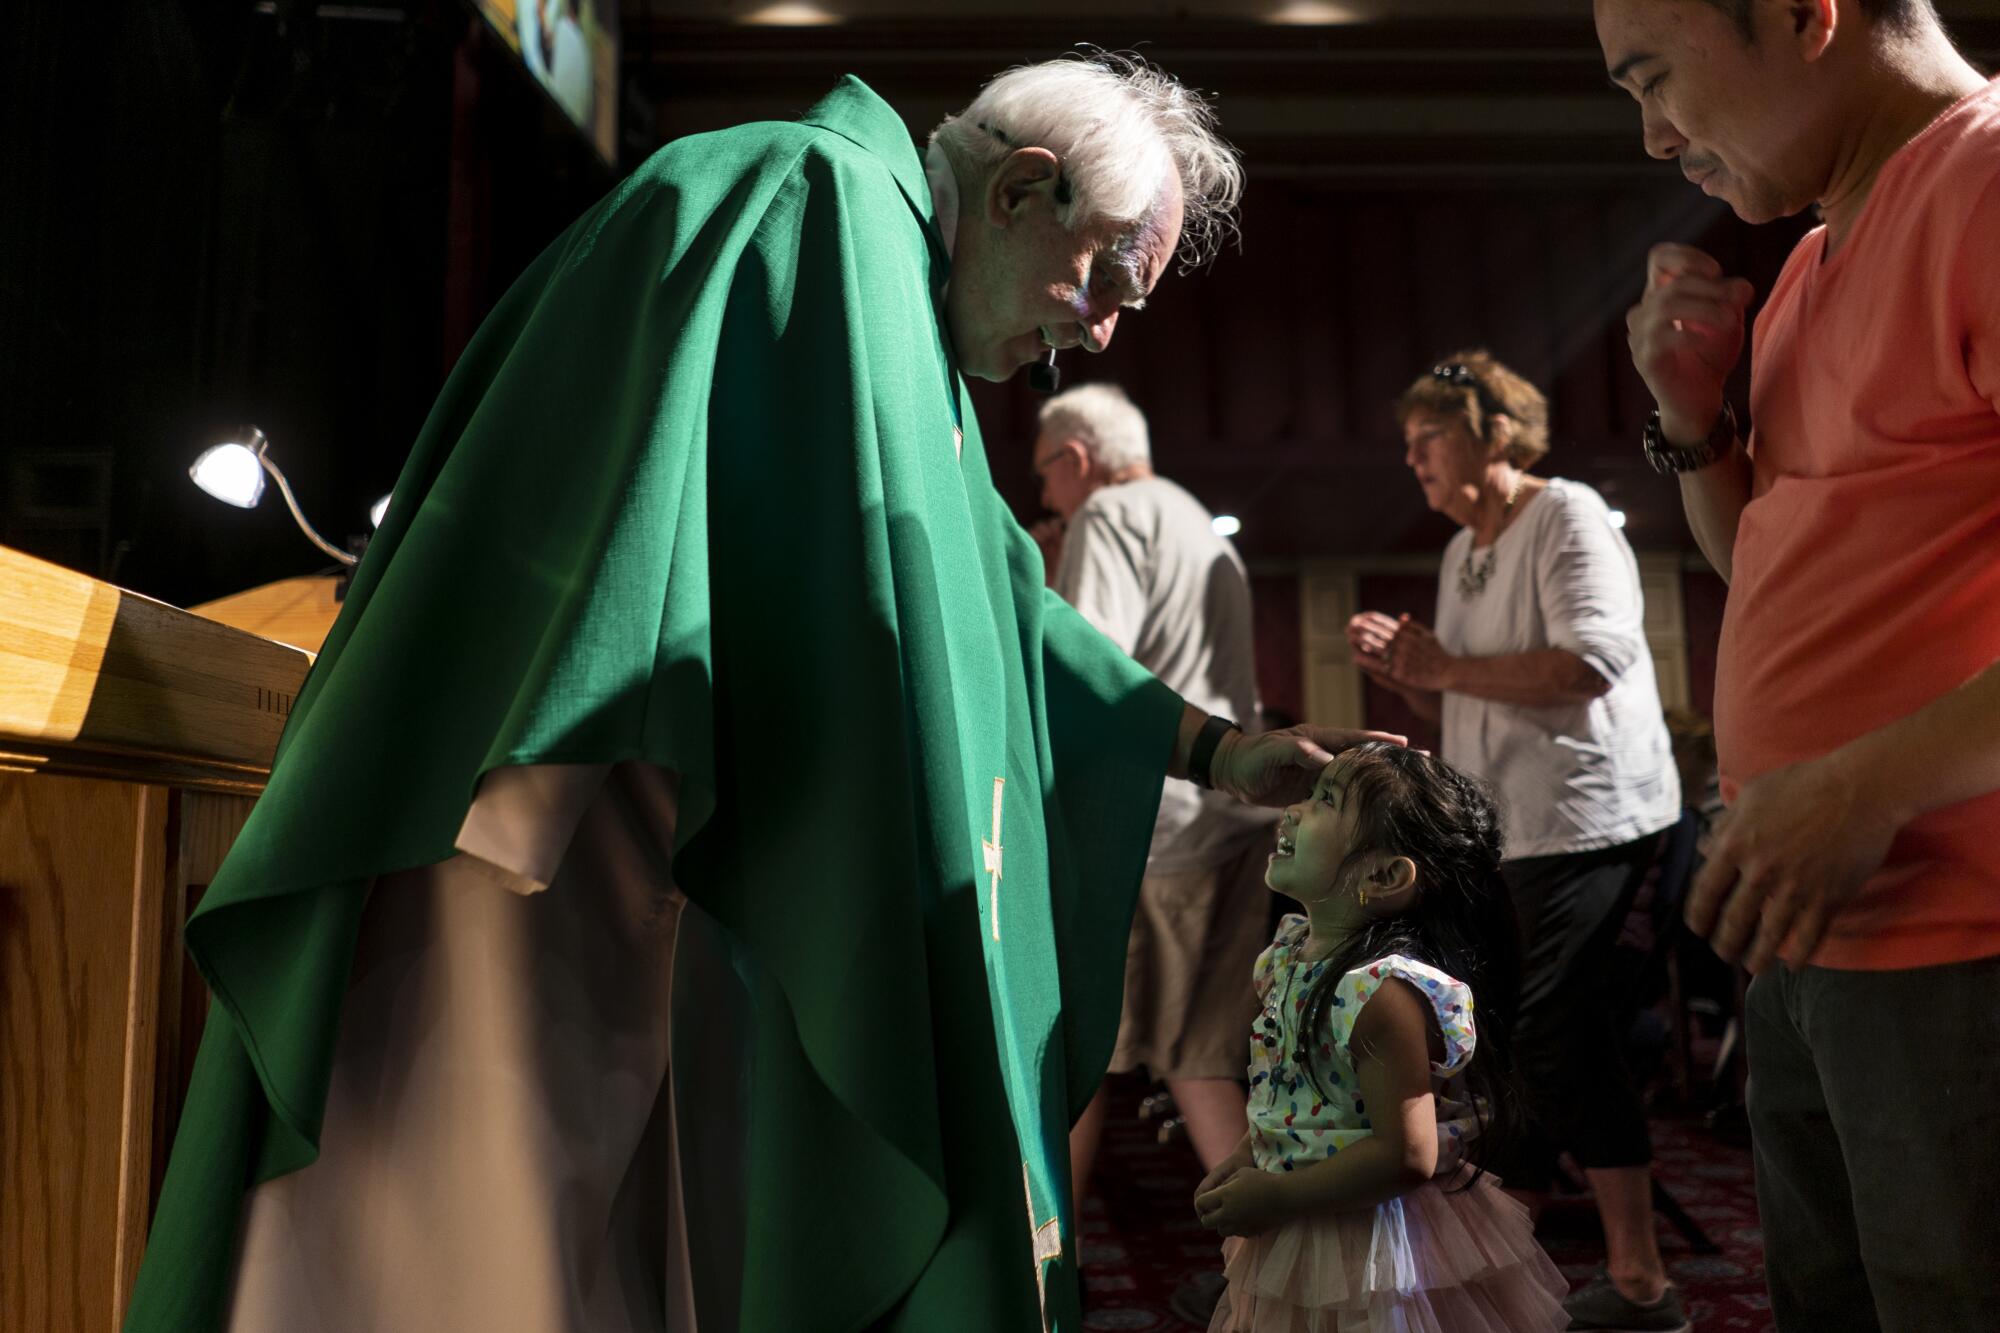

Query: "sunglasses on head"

xmin=1430 ymin=362 xmax=1509 ymax=434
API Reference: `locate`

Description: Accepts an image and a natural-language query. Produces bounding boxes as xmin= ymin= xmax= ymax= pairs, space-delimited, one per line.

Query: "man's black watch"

xmin=1642 ymin=402 xmax=1738 ymax=475
xmin=1188 ymin=715 xmax=1241 ymax=791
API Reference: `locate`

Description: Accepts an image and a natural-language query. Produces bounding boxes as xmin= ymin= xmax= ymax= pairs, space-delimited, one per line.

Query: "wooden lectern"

xmin=0 ymin=545 xmax=312 ymax=1333
xmin=188 ymin=572 xmax=344 ymax=654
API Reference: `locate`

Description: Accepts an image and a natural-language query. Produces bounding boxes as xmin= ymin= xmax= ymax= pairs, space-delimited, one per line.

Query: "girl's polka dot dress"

xmin=1210 ymin=915 xmax=1567 ymax=1333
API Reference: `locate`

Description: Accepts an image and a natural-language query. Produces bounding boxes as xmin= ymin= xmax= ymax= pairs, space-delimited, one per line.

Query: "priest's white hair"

xmin=1039 ymin=382 xmax=1152 ymax=472
xmin=930 ymin=51 xmax=1243 ymax=270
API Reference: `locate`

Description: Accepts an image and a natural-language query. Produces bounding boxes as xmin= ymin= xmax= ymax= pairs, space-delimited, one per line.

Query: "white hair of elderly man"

xmin=929 ymin=50 xmax=1244 ymax=270
xmin=1039 ymin=382 xmax=1153 ymax=473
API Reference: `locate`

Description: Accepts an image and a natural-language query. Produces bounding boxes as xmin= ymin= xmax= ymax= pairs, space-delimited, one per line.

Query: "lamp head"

xmin=188 ymin=427 xmax=271 ymax=509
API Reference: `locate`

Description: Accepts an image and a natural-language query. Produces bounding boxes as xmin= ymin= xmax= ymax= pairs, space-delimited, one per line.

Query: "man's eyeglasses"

xmin=1031 ymin=451 xmax=1068 ymax=483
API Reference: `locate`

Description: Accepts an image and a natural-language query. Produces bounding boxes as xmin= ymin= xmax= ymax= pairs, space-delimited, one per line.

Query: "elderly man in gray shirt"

xmin=1033 ymin=382 xmax=1276 ymax=1199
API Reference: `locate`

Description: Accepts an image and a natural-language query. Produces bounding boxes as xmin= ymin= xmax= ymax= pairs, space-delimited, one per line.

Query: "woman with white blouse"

xmin=1347 ymin=351 xmax=1688 ymax=1333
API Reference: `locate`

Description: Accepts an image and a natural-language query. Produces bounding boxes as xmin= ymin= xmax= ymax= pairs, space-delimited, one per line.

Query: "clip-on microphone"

xmin=1028 ymin=347 xmax=1061 ymax=395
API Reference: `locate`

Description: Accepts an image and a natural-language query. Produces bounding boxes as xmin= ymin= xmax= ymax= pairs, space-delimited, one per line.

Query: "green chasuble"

xmin=124 ymin=77 xmax=1182 ymax=1332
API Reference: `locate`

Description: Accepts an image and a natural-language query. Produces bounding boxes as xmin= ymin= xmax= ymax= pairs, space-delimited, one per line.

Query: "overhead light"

xmin=1607 ymin=509 xmax=1628 ymax=529
xmin=1267 ymin=1 xmax=1363 ymax=23
xmin=187 ymin=425 xmax=360 ymax=567
xmin=1212 ymin=514 xmax=1243 ymax=537
xmin=740 ymin=3 xmax=842 ymax=24
xmin=369 ymin=493 xmax=392 ymax=529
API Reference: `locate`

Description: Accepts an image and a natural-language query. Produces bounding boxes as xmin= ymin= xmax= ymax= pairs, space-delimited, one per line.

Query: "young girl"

xmin=1195 ymin=742 xmax=1567 ymax=1331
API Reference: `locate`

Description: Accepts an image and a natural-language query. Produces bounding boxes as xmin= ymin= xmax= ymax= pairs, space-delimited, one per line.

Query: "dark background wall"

xmin=5 ymin=2 xmax=1993 ymax=721
xmin=3 ymin=0 xmax=612 ymax=607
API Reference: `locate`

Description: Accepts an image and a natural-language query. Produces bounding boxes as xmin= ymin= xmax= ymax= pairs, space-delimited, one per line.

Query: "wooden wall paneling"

xmin=1637 ymin=552 xmax=1692 ymax=712
xmin=0 ymin=772 xmax=166 ymax=1333
xmin=1299 ymin=561 xmax=1363 ymax=731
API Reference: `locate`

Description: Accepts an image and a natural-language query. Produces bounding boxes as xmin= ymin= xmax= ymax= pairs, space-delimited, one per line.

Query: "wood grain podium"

xmin=189 ymin=572 xmax=344 ymax=654
xmin=0 ymin=545 xmax=312 ymax=1333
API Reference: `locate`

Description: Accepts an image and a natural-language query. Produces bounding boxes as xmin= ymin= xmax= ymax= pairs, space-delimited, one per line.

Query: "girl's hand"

xmin=1194 ymin=1167 xmax=1290 ymax=1237
xmin=1194 ymin=1144 xmax=1255 ymax=1201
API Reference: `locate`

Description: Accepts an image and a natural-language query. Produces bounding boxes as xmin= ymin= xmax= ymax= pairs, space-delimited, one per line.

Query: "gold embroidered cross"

xmin=983 ymin=777 xmax=1005 ymax=942
xmin=1023 ymin=1163 xmax=1062 ymax=1330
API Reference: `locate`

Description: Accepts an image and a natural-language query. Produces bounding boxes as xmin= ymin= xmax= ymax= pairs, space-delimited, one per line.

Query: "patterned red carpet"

xmin=1077 ymin=1073 xmax=1772 ymax=1331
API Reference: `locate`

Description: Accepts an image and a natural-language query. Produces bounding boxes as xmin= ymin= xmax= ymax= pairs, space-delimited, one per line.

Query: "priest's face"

xmin=946 ymin=148 xmax=1183 ymax=383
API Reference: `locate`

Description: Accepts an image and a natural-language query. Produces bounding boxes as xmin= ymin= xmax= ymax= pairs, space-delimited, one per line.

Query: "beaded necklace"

xmin=1455 ymin=473 xmax=1529 ymax=600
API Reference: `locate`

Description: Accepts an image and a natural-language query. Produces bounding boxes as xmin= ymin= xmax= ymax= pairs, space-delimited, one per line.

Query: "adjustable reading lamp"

xmin=188 ymin=425 xmax=391 ymax=567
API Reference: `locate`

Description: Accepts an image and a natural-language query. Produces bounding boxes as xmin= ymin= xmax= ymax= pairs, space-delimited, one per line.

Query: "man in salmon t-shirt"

xmin=1594 ymin=0 xmax=2000 ymax=1328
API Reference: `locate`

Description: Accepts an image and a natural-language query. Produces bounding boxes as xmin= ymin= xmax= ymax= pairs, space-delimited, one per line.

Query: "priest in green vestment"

xmin=124 ymin=54 xmax=1395 ymax=1333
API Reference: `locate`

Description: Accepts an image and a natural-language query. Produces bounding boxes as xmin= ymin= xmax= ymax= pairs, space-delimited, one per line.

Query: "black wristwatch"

xmin=1643 ymin=402 xmax=1738 ymax=475
xmin=1188 ymin=714 xmax=1241 ymax=791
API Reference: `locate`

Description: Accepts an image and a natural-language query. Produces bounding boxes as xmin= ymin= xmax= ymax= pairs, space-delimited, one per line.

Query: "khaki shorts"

xmin=1109 ymin=832 xmax=1272 ymax=1082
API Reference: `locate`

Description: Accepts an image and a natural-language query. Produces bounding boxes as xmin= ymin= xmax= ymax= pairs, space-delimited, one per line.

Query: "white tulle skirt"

xmin=1208 ymin=1168 xmax=1568 ymax=1333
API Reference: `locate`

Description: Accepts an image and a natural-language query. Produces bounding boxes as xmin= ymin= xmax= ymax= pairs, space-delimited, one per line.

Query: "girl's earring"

xmin=1357 ymin=884 xmax=1369 ymax=908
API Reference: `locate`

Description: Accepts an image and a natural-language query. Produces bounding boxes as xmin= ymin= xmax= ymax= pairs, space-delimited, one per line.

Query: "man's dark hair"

xmin=1700 ymin=0 xmax=1936 ymax=41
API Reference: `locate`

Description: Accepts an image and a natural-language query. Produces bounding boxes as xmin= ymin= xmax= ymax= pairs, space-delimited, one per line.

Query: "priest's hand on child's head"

xmin=1215 ymin=726 xmax=1409 ymax=808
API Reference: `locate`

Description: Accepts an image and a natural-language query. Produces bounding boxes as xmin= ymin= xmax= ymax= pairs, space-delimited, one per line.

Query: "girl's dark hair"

xmin=1292 ymin=743 xmax=1525 ymax=1184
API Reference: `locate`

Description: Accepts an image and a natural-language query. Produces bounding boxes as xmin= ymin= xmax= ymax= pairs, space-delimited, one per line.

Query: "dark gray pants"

xmin=1746 ymin=953 xmax=2000 ymax=1331
xmin=1491 ymin=835 xmax=1661 ymax=1191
